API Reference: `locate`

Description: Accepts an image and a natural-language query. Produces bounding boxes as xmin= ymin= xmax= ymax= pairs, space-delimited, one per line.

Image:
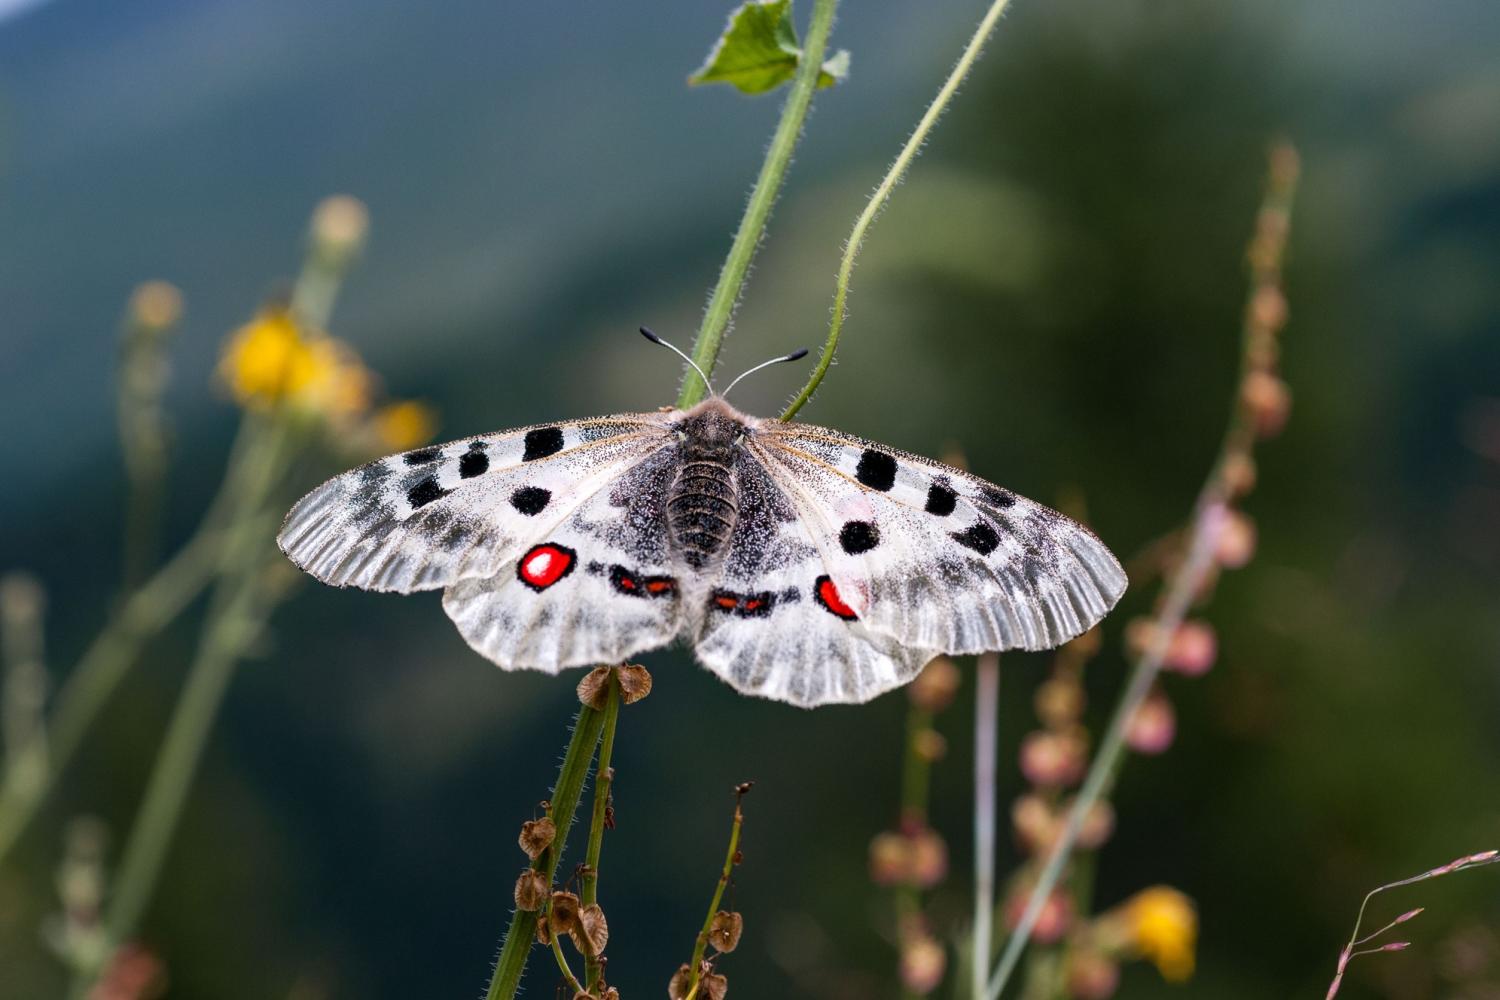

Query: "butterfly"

xmin=277 ymin=331 xmax=1127 ymax=707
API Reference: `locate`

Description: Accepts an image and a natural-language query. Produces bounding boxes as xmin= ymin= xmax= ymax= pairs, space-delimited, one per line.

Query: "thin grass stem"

xmin=781 ymin=0 xmax=1017 ymax=421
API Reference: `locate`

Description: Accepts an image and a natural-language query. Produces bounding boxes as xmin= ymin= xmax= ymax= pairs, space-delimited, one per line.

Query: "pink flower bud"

xmin=900 ymin=935 xmax=947 ymax=994
xmin=1020 ymin=730 xmax=1087 ymax=788
xmin=1066 ymin=949 xmax=1121 ymax=999
xmin=1166 ymin=620 xmax=1217 ymax=676
xmin=1215 ymin=511 xmax=1257 ymax=569
xmin=1004 ymin=887 xmax=1073 ymax=944
xmin=1126 ymin=692 xmax=1176 ymax=755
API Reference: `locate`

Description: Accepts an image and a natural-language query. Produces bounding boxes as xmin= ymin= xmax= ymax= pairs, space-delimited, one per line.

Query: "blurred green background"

xmin=2 ymin=0 xmax=1499 ymax=997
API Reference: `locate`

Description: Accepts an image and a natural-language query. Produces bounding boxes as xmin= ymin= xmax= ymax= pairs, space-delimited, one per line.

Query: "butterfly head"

xmin=674 ymin=397 xmax=753 ymax=453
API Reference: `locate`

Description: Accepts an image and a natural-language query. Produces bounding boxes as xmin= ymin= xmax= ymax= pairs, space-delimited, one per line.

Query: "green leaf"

xmin=690 ymin=0 xmax=850 ymax=95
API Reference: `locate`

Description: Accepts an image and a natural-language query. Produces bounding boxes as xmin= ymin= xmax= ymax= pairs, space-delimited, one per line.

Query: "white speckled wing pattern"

xmin=741 ymin=419 xmax=1128 ymax=665
xmin=443 ymin=446 xmax=685 ymax=672
xmin=278 ymin=399 xmax=1127 ymax=708
xmin=278 ymin=415 xmax=672 ymax=592
xmin=750 ymin=421 xmax=1127 ymax=661
xmin=690 ymin=453 xmax=937 ymax=706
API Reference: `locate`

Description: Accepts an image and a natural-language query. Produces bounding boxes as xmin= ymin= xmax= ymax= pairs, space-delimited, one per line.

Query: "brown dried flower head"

xmin=912 ymin=728 xmax=947 ymax=762
xmin=570 ymin=902 xmax=610 ymax=956
xmin=600 ymin=990 xmax=620 ymax=1000
xmin=513 ymin=869 xmax=548 ymax=911
xmin=577 ymin=666 xmax=614 ymax=709
xmin=519 ymin=817 xmax=556 ymax=860
xmin=549 ymin=891 xmax=581 ymax=936
xmin=616 ymin=663 xmax=653 ymax=703
xmin=668 ymin=964 xmax=693 ymax=999
xmin=709 ymin=910 xmax=744 ymax=953
xmin=698 ymin=972 xmax=728 ymax=1000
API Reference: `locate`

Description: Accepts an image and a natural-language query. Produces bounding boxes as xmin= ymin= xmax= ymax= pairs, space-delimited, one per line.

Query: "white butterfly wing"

xmin=277 ymin=415 xmax=670 ymax=592
xmin=688 ymin=457 xmax=937 ymax=707
xmin=751 ymin=422 xmax=1127 ymax=656
xmin=442 ymin=446 xmax=686 ymax=673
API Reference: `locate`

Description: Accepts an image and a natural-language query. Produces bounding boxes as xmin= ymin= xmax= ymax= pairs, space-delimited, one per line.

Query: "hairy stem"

xmin=677 ymin=0 xmax=840 ymax=408
xmin=485 ymin=705 xmax=607 ymax=1000
xmin=581 ymin=676 xmax=621 ymax=989
xmin=782 ymin=0 xmax=1017 ymax=420
xmin=684 ymin=789 xmax=748 ymax=1000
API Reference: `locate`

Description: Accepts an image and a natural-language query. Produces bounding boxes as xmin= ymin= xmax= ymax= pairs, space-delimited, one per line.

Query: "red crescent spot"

xmin=715 ymin=594 xmax=739 ymax=610
xmin=618 ymin=574 xmax=637 ymax=590
xmin=816 ymin=575 xmax=858 ymax=621
xmin=646 ymin=579 xmax=673 ymax=595
xmin=517 ymin=543 xmax=575 ymax=591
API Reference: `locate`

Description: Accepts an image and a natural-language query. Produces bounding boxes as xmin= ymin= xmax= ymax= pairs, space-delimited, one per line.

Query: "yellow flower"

xmin=1126 ymin=886 xmax=1197 ymax=981
xmin=218 ymin=309 xmax=319 ymax=408
xmin=373 ymin=400 xmax=439 ymax=451
xmin=218 ymin=308 xmax=373 ymax=422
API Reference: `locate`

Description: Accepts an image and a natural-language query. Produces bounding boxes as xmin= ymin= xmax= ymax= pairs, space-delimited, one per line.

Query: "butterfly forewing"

xmin=441 ymin=444 xmax=686 ymax=673
xmin=277 ymin=415 xmax=671 ymax=593
xmin=752 ymin=421 xmax=1127 ymax=656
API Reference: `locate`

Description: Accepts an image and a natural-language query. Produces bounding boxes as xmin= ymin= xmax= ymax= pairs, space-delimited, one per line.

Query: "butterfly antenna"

xmin=640 ymin=326 xmax=715 ymax=396
xmin=721 ymin=347 xmax=810 ymax=398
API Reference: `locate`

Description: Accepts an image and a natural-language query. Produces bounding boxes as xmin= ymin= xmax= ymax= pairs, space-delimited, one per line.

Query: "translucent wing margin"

xmin=277 ymin=415 xmax=671 ymax=592
xmin=753 ymin=422 xmax=1127 ymax=654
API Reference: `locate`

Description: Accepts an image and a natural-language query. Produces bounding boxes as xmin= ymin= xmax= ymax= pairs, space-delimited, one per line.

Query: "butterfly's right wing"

xmin=278 ymin=414 xmax=672 ymax=593
xmin=689 ymin=456 xmax=939 ymax=707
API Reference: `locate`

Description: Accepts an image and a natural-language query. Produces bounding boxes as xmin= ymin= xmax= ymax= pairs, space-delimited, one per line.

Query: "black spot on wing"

xmin=952 ymin=520 xmax=1001 ymax=555
xmin=403 ymin=448 xmax=440 ymax=466
xmin=979 ymin=484 xmax=1017 ymax=509
xmin=925 ymin=481 xmax=958 ymax=516
xmin=839 ymin=520 xmax=880 ymax=554
xmin=459 ymin=449 xmax=490 ymax=479
xmin=522 ymin=427 xmax=565 ymax=461
xmin=510 ymin=486 xmax=551 ymax=515
xmin=407 ymin=476 xmax=449 ymax=509
xmin=855 ymin=449 xmax=898 ymax=491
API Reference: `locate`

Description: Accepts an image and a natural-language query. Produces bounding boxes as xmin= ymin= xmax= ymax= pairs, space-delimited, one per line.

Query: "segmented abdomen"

xmin=667 ymin=458 xmax=738 ymax=570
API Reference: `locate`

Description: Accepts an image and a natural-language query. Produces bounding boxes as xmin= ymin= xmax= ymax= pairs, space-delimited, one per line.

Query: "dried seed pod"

xmin=709 ymin=910 xmax=744 ymax=953
xmin=549 ymin=891 xmax=581 ymax=936
xmin=699 ymin=972 xmax=729 ymax=1000
xmin=570 ymin=903 xmax=610 ymax=956
xmin=535 ymin=918 xmax=551 ymax=946
xmin=519 ymin=817 xmax=556 ymax=860
xmin=912 ymin=728 xmax=946 ymax=763
xmin=616 ymin=664 xmax=653 ymax=703
xmin=600 ymin=989 xmax=620 ymax=1000
xmin=668 ymin=964 xmax=694 ymax=999
xmin=577 ymin=666 xmax=614 ymax=709
xmin=513 ymin=869 xmax=548 ymax=911
xmin=900 ymin=935 xmax=946 ymax=995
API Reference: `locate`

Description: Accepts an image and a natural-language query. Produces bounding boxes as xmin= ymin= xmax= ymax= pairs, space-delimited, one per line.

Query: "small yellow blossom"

xmin=374 ymin=400 xmax=439 ymax=450
xmin=218 ymin=308 xmax=374 ymax=423
xmin=1126 ymin=886 xmax=1197 ymax=981
xmin=218 ymin=309 xmax=320 ymax=408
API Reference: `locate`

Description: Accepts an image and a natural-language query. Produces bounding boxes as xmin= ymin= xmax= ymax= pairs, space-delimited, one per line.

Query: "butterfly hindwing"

xmin=277 ymin=415 xmax=670 ymax=593
xmin=442 ymin=446 xmax=684 ymax=673
xmin=749 ymin=422 xmax=1127 ymax=656
xmin=688 ymin=455 xmax=936 ymax=706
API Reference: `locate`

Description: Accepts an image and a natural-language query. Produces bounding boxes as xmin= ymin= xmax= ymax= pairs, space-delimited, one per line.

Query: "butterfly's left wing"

xmin=749 ymin=421 xmax=1127 ymax=658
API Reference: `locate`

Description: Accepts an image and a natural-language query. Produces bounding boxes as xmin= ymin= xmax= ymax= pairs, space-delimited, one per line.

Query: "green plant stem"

xmin=781 ymin=0 xmax=1017 ymax=421
xmin=549 ymin=922 xmax=585 ymax=995
xmin=684 ymin=793 xmax=746 ymax=1000
xmin=984 ymin=501 xmax=1226 ymax=1000
xmin=0 ymin=417 xmax=286 ymax=869
xmin=581 ymin=676 xmax=621 ymax=989
xmin=676 ymin=0 xmax=840 ymax=408
xmin=485 ymin=704 xmax=608 ymax=1000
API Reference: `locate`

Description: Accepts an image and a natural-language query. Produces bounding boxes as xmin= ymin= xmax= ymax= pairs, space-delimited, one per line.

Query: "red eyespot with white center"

xmin=517 ymin=543 xmax=576 ymax=591
xmin=815 ymin=575 xmax=859 ymax=620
